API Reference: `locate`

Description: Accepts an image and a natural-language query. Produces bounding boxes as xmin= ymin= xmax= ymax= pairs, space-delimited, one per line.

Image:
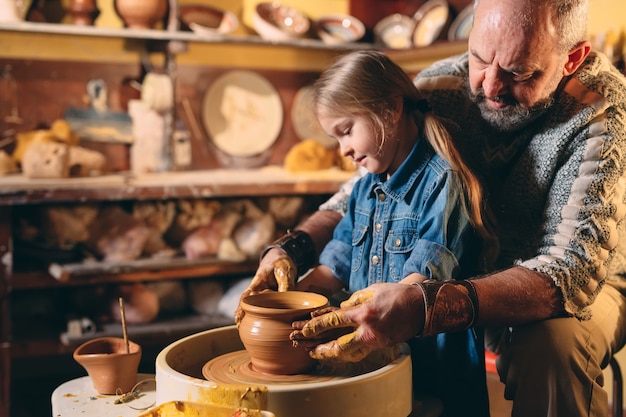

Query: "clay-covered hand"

xmin=290 ymin=306 xmax=354 ymax=351
xmin=290 ymin=283 xmax=424 ymax=362
xmin=234 ymin=248 xmax=297 ymax=325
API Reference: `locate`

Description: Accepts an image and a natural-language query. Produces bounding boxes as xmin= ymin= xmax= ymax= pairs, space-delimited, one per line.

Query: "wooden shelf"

xmin=0 ymin=21 xmax=468 ymax=73
xmin=11 ymin=312 xmax=234 ymax=357
xmin=13 ymin=257 xmax=258 ymax=290
xmin=0 ymin=21 xmax=373 ymax=50
xmin=0 ymin=167 xmax=355 ymax=205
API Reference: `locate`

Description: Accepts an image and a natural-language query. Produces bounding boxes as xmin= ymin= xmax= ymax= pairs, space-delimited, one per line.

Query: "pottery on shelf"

xmin=66 ymin=0 xmax=98 ymax=25
xmin=114 ymin=0 xmax=167 ymax=29
xmin=73 ymin=337 xmax=142 ymax=394
xmin=238 ymin=291 xmax=328 ymax=375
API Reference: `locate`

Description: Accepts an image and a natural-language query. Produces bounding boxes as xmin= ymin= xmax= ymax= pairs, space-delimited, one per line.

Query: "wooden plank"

xmin=47 ymin=256 xmax=258 ymax=283
xmin=0 ymin=167 xmax=354 ymax=205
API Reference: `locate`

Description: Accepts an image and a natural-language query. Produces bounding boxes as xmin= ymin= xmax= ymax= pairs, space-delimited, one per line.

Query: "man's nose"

xmin=482 ymin=67 xmax=507 ymax=98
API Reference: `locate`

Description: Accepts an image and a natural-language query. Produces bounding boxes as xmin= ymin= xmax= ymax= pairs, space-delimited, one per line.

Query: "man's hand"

xmin=290 ymin=283 xmax=425 ymax=362
xmin=234 ymin=249 xmax=296 ymax=325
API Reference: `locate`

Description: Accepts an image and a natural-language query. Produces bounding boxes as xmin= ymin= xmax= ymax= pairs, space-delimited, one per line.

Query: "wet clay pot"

xmin=114 ymin=0 xmax=167 ymax=29
xmin=238 ymin=291 xmax=329 ymax=375
xmin=73 ymin=337 xmax=142 ymax=394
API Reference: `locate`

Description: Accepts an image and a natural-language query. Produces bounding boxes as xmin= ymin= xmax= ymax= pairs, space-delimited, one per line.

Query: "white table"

xmin=51 ymin=373 xmax=443 ymax=417
xmin=51 ymin=373 xmax=156 ymax=417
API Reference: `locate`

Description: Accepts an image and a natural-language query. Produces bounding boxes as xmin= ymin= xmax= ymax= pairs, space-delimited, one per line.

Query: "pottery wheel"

xmin=202 ymin=349 xmax=398 ymax=385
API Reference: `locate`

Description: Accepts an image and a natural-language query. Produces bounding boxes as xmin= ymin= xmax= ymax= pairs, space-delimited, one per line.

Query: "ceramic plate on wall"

xmin=202 ymin=70 xmax=283 ymax=157
xmin=291 ymin=85 xmax=335 ymax=147
xmin=447 ymin=4 xmax=474 ymax=41
xmin=412 ymin=0 xmax=450 ymax=47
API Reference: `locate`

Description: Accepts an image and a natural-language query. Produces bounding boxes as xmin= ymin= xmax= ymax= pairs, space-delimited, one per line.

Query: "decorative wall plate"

xmin=412 ymin=0 xmax=450 ymax=47
xmin=447 ymin=4 xmax=474 ymax=41
xmin=202 ymin=70 xmax=283 ymax=157
xmin=373 ymin=13 xmax=415 ymax=49
xmin=291 ymin=85 xmax=335 ymax=147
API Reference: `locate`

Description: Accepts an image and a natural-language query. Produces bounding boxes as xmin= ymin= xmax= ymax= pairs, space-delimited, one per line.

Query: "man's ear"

xmin=564 ymin=41 xmax=591 ymax=76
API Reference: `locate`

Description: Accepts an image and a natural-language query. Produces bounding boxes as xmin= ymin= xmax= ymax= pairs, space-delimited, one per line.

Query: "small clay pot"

xmin=67 ymin=0 xmax=98 ymax=25
xmin=238 ymin=291 xmax=328 ymax=375
xmin=73 ymin=337 xmax=142 ymax=394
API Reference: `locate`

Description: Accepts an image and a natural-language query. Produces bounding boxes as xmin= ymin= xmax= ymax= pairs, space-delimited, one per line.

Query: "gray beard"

xmin=468 ymin=86 xmax=555 ymax=132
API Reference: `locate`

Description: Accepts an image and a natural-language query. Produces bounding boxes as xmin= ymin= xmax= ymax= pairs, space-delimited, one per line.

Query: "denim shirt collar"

xmin=369 ymin=137 xmax=435 ymax=203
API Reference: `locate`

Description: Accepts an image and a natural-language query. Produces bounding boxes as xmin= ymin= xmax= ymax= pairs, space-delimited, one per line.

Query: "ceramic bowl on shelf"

xmin=315 ymin=14 xmax=365 ymax=45
xmin=179 ymin=4 xmax=239 ymax=37
xmin=252 ymin=2 xmax=310 ymax=42
xmin=447 ymin=3 xmax=474 ymax=41
xmin=373 ymin=13 xmax=415 ymax=49
xmin=412 ymin=0 xmax=450 ymax=47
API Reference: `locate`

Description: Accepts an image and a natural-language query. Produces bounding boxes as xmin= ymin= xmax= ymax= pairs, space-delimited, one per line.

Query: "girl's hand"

xmin=234 ymin=249 xmax=296 ymax=325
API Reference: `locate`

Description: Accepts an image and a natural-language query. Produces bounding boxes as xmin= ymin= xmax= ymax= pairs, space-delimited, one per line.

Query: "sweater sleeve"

xmin=520 ymin=54 xmax=626 ymax=319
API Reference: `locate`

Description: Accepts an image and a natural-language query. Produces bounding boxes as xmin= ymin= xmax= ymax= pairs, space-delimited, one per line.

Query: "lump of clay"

xmin=110 ymin=283 xmax=160 ymax=324
xmin=181 ymin=210 xmax=242 ymax=260
xmin=12 ymin=119 xmax=78 ymax=164
xmin=13 ymin=129 xmax=59 ymax=164
xmin=267 ymin=196 xmax=305 ymax=227
xmin=87 ymin=206 xmax=150 ymax=262
xmin=21 ymin=141 xmax=70 ymax=179
xmin=50 ymin=119 xmax=80 ymax=146
xmin=68 ymin=146 xmax=106 ymax=177
xmin=232 ymin=213 xmax=276 ymax=257
xmin=0 ymin=150 xmax=18 ymax=175
xmin=284 ymin=139 xmax=337 ymax=172
xmin=188 ymin=279 xmax=224 ymax=316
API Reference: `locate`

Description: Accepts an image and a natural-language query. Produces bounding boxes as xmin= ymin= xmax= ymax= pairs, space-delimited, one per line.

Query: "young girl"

xmin=293 ymin=49 xmax=498 ymax=417
xmin=296 ymin=50 xmax=497 ymax=297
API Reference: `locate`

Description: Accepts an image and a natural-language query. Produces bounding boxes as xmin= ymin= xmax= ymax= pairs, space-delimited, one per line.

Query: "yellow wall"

xmin=589 ymin=0 xmax=626 ymax=36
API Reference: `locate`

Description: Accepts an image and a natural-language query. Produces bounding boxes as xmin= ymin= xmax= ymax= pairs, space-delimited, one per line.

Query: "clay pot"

xmin=67 ymin=0 xmax=98 ymax=25
xmin=238 ymin=291 xmax=328 ymax=375
xmin=73 ymin=337 xmax=142 ymax=394
xmin=114 ymin=0 xmax=167 ymax=29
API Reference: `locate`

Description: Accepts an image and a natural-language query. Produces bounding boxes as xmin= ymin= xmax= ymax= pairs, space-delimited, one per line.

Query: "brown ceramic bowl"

xmin=373 ymin=13 xmax=415 ymax=49
xmin=238 ymin=291 xmax=328 ymax=375
xmin=180 ymin=4 xmax=239 ymax=36
xmin=73 ymin=337 xmax=142 ymax=394
xmin=316 ymin=14 xmax=365 ymax=45
xmin=252 ymin=2 xmax=310 ymax=42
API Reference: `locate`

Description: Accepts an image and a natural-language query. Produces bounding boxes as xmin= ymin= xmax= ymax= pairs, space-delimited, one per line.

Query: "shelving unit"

xmin=0 ymin=168 xmax=350 ymax=405
xmin=0 ymin=166 xmax=355 ymax=415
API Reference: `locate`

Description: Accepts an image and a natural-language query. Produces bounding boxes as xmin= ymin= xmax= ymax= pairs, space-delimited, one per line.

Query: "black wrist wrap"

xmin=413 ymin=279 xmax=478 ymax=337
xmin=260 ymin=230 xmax=316 ymax=277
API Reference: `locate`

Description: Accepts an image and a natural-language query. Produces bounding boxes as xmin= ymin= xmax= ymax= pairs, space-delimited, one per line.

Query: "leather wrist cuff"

xmin=260 ymin=230 xmax=316 ymax=277
xmin=413 ymin=279 xmax=478 ymax=337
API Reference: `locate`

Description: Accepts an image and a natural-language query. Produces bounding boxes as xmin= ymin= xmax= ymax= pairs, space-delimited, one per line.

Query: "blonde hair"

xmin=313 ymin=50 xmax=498 ymax=266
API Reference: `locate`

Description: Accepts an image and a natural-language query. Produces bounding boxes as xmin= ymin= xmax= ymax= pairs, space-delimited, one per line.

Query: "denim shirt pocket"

xmin=385 ymin=231 xmax=419 ymax=281
xmin=351 ymin=223 xmax=369 ymax=273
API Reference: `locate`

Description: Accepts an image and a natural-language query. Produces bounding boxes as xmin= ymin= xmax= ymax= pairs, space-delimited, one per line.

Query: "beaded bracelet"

xmin=260 ymin=230 xmax=316 ymax=277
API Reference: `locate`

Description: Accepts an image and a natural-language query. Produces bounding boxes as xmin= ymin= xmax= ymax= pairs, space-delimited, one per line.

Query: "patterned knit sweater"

xmin=322 ymin=51 xmax=626 ymax=319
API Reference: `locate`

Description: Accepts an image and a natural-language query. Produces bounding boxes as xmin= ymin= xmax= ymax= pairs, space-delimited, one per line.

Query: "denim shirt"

xmin=319 ymin=138 xmax=478 ymax=291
